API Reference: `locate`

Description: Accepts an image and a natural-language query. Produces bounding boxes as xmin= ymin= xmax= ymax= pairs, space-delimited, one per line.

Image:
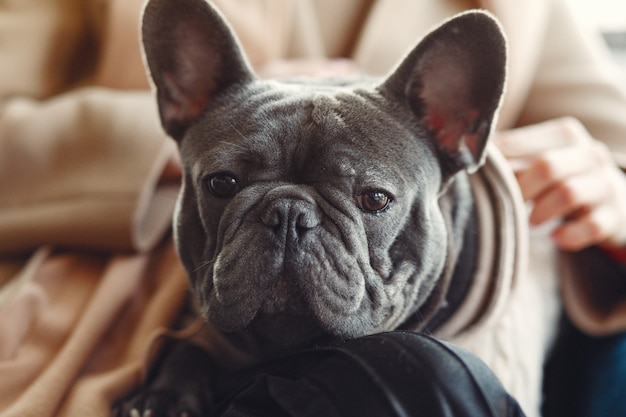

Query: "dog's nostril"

xmin=261 ymin=210 xmax=281 ymax=228
xmin=261 ymin=199 xmax=321 ymax=237
xmin=296 ymin=211 xmax=320 ymax=230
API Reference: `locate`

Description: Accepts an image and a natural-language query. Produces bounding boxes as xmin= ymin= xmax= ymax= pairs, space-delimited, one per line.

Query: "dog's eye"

xmin=356 ymin=190 xmax=392 ymax=213
xmin=208 ymin=173 xmax=239 ymax=198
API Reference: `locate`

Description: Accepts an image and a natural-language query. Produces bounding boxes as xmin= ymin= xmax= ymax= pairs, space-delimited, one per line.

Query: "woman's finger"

xmin=515 ymin=144 xmax=602 ymax=201
xmin=528 ymin=171 xmax=610 ymax=225
xmin=493 ymin=117 xmax=588 ymax=159
xmin=551 ymin=204 xmax=620 ymax=251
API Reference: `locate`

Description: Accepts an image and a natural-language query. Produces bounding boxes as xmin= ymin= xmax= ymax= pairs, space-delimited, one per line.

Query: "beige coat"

xmin=1 ymin=0 xmax=626 ymax=416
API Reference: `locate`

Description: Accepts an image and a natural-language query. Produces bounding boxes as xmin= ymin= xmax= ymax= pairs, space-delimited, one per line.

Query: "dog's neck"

xmin=401 ymin=172 xmax=479 ymax=333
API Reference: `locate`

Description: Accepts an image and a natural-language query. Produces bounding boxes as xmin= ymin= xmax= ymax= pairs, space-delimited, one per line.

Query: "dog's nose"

xmin=261 ymin=196 xmax=321 ymax=239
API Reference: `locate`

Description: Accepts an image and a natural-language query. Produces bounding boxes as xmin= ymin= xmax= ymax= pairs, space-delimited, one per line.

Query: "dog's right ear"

xmin=142 ymin=0 xmax=254 ymax=141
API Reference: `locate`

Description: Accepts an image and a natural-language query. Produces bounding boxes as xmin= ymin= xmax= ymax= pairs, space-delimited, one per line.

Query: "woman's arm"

xmin=0 ymin=89 xmax=179 ymax=253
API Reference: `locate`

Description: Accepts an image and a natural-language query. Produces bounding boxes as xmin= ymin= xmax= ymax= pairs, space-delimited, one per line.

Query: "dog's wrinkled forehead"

xmin=143 ymin=0 xmax=506 ymax=185
xmin=182 ymin=80 xmax=437 ymax=189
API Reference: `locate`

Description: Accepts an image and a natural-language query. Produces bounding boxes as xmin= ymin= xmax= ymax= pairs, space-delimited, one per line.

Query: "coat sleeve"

xmin=0 ymin=0 xmax=179 ymax=254
xmin=515 ymin=0 xmax=626 ymax=165
xmin=0 ymin=89 xmax=179 ymax=254
xmin=515 ymin=0 xmax=626 ymax=335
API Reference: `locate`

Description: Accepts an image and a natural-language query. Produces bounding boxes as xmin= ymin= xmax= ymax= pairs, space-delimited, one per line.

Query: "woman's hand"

xmin=494 ymin=117 xmax=626 ymax=252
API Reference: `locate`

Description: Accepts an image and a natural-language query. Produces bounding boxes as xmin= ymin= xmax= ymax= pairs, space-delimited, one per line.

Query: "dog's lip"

xmin=252 ymin=310 xmax=314 ymax=326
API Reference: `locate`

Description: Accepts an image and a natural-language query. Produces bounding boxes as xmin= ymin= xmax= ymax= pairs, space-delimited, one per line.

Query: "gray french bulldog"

xmin=116 ymin=0 xmax=506 ymax=415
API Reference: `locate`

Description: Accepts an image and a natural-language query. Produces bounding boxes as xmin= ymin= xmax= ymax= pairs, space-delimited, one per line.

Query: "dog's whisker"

xmin=218 ymin=140 xmax=248 ymax=152
xmin=424 ymin=218 xmax=480 ymax=236
xmin=193 ymin=259 xmax=215 ymax=273
xmin=226 ymin=121 xmax=248 ymax=142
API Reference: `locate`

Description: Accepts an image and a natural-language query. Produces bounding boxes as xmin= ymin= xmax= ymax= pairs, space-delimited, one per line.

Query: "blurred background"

xmin=570 ymin=0 xmax=626 ymax=69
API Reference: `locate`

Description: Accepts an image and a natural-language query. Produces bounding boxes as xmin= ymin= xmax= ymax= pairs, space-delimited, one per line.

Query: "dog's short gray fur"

xmin=118 ymin=0 xmax=506 ymax=413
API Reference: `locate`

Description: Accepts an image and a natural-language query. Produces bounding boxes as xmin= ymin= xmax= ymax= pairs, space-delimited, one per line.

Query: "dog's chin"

xmin=252 ymin=312 xmax=330 ymax=350
xmin=221 ymin=312 xmax=331 ymax=358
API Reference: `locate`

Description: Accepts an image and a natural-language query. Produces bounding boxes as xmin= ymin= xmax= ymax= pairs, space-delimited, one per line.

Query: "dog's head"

xmin=142 ymin=0 xmax=506 ymax=352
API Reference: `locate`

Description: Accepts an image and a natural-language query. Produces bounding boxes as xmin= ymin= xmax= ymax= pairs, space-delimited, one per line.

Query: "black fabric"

xmin=212 ymin=332 xmax=525 ymax=417
xmin=542 ymin=316 xmax=587 ymax=417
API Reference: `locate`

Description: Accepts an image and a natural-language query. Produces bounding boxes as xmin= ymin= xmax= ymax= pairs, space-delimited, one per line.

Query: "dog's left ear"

xmin=142 ymin=0 xmax=254 ymax=141
xmin=380 ymin=11 xmax=506 ymax=179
